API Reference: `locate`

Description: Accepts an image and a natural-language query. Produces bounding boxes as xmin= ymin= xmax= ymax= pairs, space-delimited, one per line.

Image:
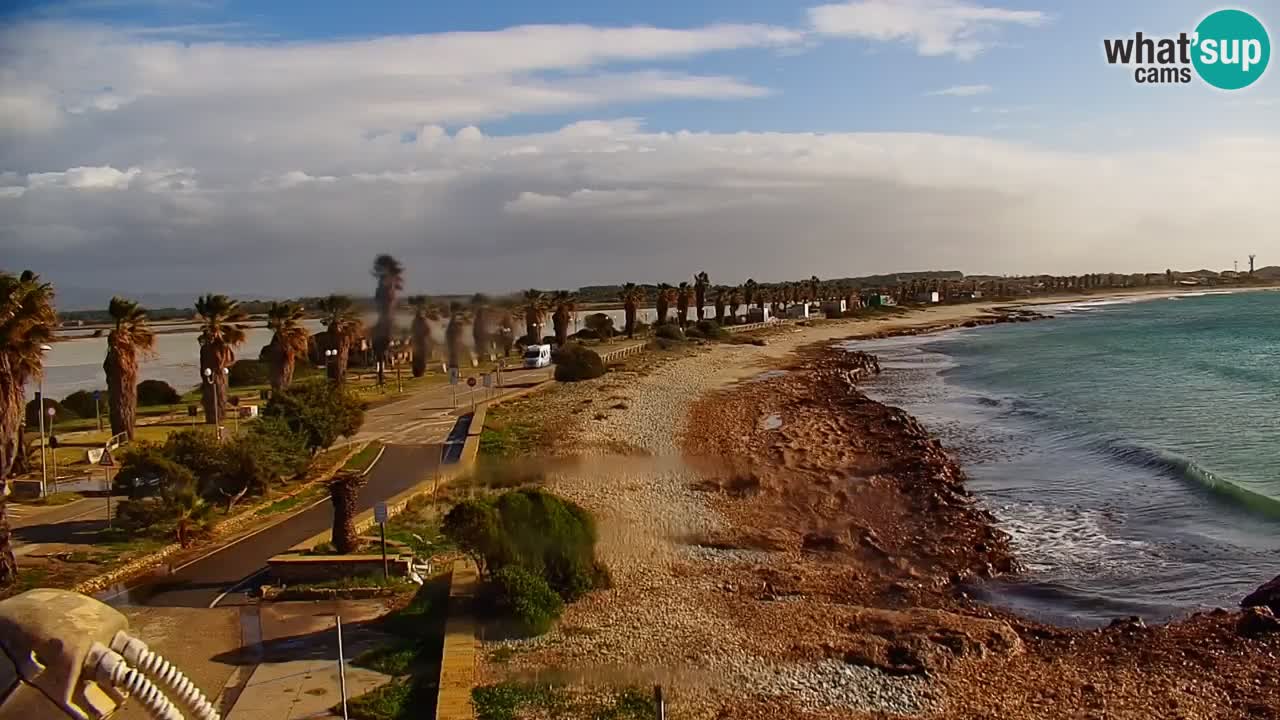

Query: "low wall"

xmin=599 ymin=342 xmax=646 ymax=364
xmin=266 ymin=554 xmax=412 ymax=584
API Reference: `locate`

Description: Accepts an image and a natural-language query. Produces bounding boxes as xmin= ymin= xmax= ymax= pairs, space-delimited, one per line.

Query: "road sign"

xmin=448 ymin=368 xmax=459 ymax=385
xmin=467 ymin=376 xmax=477 ymax=388
xmin=98 ymin=448 xmax=115 ymax=467
xmin=374 ymin=502 xmax=388 ymax=524
xmin=187 ymin=405 xmax=198 ymax=417
xmin=482 ymin=373 xmax=493 ymax=388
xmin=92 ymin=390 xmax=101 ymax=400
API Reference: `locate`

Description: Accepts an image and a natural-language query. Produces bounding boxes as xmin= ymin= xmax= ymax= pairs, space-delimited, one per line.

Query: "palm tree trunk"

xmin=553 ymin=311 xmax=568 ymax=345
xmin=0 ymin=357 xmax=23 ymax=586
xmin=329 ymin=472 xmax=365 ymax=554
xmin=624 ymin=305 xmax=636 ymax=338
xmin=105 ymin=349 xmax=138 ymax=439
xmin=715 ymin=301 xmax=725 ymax=324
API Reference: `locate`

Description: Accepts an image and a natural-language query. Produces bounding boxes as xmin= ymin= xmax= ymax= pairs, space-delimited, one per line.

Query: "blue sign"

xmin=93 ymin=390 xmax=101 ymax=400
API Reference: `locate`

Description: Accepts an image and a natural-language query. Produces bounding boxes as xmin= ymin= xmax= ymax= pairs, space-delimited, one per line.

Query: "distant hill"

xmin=1253 ymin=266 xmax=1280 ymax=280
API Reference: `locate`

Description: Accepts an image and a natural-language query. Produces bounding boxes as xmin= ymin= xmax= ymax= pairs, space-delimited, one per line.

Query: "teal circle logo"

xmin=1192 ymin=9 xmax=1270 ymax=90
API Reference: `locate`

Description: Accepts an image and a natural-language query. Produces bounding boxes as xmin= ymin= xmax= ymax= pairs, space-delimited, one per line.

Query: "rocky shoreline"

xmin=476 ymin=317 xmax=1280 ymax=719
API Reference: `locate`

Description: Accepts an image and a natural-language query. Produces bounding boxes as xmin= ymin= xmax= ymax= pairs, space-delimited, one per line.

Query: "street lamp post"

xmin=325 ymin=348 xmax=338 ymax=382
xmin=47 ymin=406 xmax=57 ymax=490
xmin=204 ymin=366 xmax=229 ymax=441
xmin=37 ymin=343 xmax=53 ymax=497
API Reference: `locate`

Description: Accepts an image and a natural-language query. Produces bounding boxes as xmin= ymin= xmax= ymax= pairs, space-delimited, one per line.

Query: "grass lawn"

xmin=382 ymin=495 xmax=455 ymax=556
xmin=345 ymin=575 xmax=451 ymax=720
xmin=14 ymin=491 xmax=84 ymax=507
xmin=343 ymin=441 xmax=384 ymax=474
xmin=478 ymin=403 xmax=547 ymax=459
xmin=470 ymin=683 xmax=657 ymax=720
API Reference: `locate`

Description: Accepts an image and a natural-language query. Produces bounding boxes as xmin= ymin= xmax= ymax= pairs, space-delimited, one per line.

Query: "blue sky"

xmin=2 ymin=0 xmax=1277 ymax=296
xmin=8 ymin=0 xmax=1274 ymax=147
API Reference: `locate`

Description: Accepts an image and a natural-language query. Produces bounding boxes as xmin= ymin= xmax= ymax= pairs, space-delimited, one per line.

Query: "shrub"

xmin=489 ymin=566 xmax=563 ymax=637
xmin=137 ymin=379 xmax=181 ymax=406
xmin=61 ymin=389 xmax=103 ymax=419
xmin=442 ymin=488 xmax=608 ymax=604
xmin=25 ymin=397 xmax=75 ymax=425
xmin=263 ymin=379 xmax=365 ymax=452
xmin=582 ymin=313 xmax=615 ymax=340
xmin=228 ymin=359 xmax=270 ymax=387
xmin=573 ymin=328 xmax=600 ymax=341
xmin=553 ymin=344 xmax=605 ymax=382
xmin=653 ymin=323 xmax=685 ymax=341
xmin=690 ymin=320 xmax=727 ymax=341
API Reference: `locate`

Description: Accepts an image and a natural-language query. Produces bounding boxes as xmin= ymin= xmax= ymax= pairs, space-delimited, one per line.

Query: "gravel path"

xmin=481 ymin=339 xmax=936 ymax=718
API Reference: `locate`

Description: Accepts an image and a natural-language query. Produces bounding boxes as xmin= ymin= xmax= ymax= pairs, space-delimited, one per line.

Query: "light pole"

xmin=325 ymin=348 xmax=338 ymax=382
xmin=203 ymin=366 xmax=229 ymax=441
xmin=47 ymin=406 xmax=57 ymax=489
xmin=37 ymin=343 xmax=53 ymax=497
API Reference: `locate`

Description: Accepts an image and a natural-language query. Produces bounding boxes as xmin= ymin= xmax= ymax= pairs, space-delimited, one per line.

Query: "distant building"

xmin=820 ymin=300 xmax=847 ymax=316
xmin=784 ymin=304 xmax=810 ymax=320
xmin=955 ymin=289 xmax=983 ymax=300
xmin=914 ymin=291 xmax=940 ymax=304
xmin=746 ymin=307 xmax=771 ymax=323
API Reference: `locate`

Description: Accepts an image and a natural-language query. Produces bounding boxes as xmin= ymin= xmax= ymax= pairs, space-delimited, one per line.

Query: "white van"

xmin=523 ymin=344 xmax=552 ymax=369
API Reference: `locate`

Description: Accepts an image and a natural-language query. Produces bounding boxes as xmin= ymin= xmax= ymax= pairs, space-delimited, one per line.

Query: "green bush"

xmin=653 ymin=323 xmax=685 ymax=341
xmin=25 ymin=397 xmax=76 ymax=425
xmin=489 ymin=566 xmax=563 ymax=637
xmin=686 ymin=320 xmax=726 ymax=341
xmin=228 ymin=359 xmax=270 ymax=387
xmin=137 ymin=379 xmax=181 ymax=406
xmin=553 ymin=344 xmax=605 ymax=382
xmin=582 ymin=313 xmax=615 ymax=340
xmin=442 ymin=488 xmax=608 ymax=603
xmin=263 ymin=379 xmax=365 ymax=452
xmin=61 ymin=389 xmax=103 ymax=419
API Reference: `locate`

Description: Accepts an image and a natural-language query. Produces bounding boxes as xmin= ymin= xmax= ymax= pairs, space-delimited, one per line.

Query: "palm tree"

xmin=655 ymin=283 xmax=673 ymax=325
xmin=619 ymin=283 xmax=645 ymax=339
xmin=195 ymin=294 xmax=247 ymax=425
xmin=102 ymin=297 xmax=156 ymax=440
xmin=408 ymin=295 xmax=434 ymax=377
xmin=756 ymin=287 xmax=771 ymax=312
xmin=0 ymin=270 xmax=56 ymax=586
xmin=445 ymin=301 xmax=470 ymax=369
xmin=729 ymin=286 xmax=743 ymax=321
xmin=675 ymin=282 xmax=692 ymax=327
xmin=264 ymin=301 xmax=309 ymax=393
xmin=317 ymin=294 xmax=362 ymax=384
xmin=329 ymin=472 xmax=366 ymax=554
xmin=550 ymin=290 xmax=577 ymax=346
xmin=743 ymin=278 xmax=758 ymax=310
xmin=694 ymin=271 xmax=710 ymax=321
xmin=371 ymin=254 xmax=405 ymax=387
xmin=712 ymin=286 xmax=728 ymax=324
xmin=470 ymin=294 xmax=493 ymax=362
xmin=522 ymin=289 xmax=547 ymax=344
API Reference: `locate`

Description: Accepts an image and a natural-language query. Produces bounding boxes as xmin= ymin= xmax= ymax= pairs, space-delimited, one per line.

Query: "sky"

xmin=1 ymin=0 xmax=1277 ymax=301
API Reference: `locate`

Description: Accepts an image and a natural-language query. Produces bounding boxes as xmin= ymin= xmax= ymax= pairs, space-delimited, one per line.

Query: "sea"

xmin=851 ymin=289 xmax=1280 ymax=628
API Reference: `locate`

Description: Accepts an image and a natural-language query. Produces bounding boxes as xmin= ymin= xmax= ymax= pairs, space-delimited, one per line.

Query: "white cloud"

xmin=809 ymin=0 xmax=1048 ymax=59
xmin=926 ymin=83 xmax=992 ymax=96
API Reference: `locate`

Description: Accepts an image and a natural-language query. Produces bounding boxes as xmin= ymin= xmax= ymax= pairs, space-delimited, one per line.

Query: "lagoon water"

xmin=855 ymin=290 xmax=1280 ymax=627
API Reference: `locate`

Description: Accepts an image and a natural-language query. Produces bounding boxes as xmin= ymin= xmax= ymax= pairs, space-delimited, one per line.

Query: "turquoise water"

xmin=855 ymin=290 xmax=1280 ymax=627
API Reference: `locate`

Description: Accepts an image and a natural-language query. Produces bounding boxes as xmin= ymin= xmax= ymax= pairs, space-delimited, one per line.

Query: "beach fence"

xmin=598 ymin=342 xmax=647 ymax=364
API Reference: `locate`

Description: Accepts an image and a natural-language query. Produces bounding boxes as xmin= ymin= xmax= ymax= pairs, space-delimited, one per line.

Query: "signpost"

xmin=482 ymin=372 xmax=493 ymax=401
xmin=47 ymin=406 xmax=57 ymax=487
xmin=374 ymin=502 xmax=389 ymax=579
xmin=467 ymin=376 xmax=478 ymax=411
xmin=93 ymin=389 xmax=103 ymax=432
xmin=448 ymin=367 xmax=459 ymax=408
xmin=98 ymin=448 xmax=115 ymax=529
xmin=187 ymin=404 xmax=198 ymax=429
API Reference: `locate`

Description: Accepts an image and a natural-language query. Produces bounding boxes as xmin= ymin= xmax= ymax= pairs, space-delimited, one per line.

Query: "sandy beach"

xmin=474 ymin=297 xmax=1280 ymax=719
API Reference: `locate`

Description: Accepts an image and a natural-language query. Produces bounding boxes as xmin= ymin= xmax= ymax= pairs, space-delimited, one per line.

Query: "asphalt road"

xmin=103 ymin=443 xmax=443 ymax=609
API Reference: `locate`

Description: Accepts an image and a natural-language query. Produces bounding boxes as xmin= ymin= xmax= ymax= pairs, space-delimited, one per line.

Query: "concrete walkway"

xmin=226 ymin=659 xmax=389 ymax=720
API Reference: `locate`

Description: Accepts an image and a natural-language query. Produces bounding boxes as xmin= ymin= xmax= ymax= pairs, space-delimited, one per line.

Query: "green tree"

xmin=521 ymin=289 xmax=547 ymax=344
xmin=693 ymin=271 xmax=710 ymax=321
xmin=316 ymin=294 xmax=363 ymax=384
xmin=471 ymin=293 xmax=493 ymax=362
xmin=407 ymin=295 xmax=438 ymax=377
xmin=195 ymin=294 xmax=247 ymax=425
xmin=550 ymin=290 xmax=577 ymax=346
xmin=265 ymin=301 xmax=309 ymax=393
xmin=370 ymin=254 xmax=405 ymax=387
xmin=0 ymin=270 xmax=56 ymax=586
xmin=654 ymin=283 xmax=674 ymax=325
xmin=102 ymin=297 xmax=156 ymax=441
xmin=263 ymin=379 xmax=365 ymax=452
xmin=618 ymin=283 xmax=645 ymax=339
